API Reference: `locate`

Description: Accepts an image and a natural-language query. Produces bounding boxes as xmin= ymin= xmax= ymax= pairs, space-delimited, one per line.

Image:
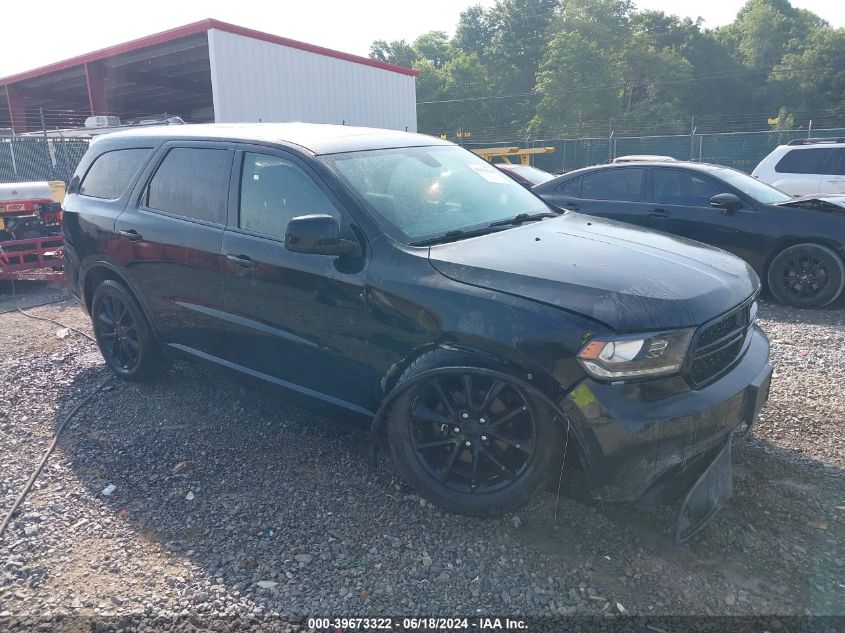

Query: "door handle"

xmin=226 ymin=254 xmax=257 ymax=268
xmin=647 ymin=208 xmax=671 ymax=219
xmin=119 ymin=229 xmax=143 ymax=241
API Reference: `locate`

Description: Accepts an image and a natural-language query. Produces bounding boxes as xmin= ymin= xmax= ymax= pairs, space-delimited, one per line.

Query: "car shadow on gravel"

xmin=49 ymin=360 xmax=845 ymax=616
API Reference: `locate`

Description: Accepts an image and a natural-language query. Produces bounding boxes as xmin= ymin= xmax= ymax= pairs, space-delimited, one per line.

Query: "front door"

xmin=819 ymin=148 xmax=845 ymax=194
xmin=648 ymin=167 xmax=763 ymax=264
xmin=219 ymin=147 xmax=374 ymax=413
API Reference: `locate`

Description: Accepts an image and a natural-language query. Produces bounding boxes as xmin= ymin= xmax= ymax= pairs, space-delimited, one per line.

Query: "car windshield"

xmin=321 ymin=145 xmax=553 ymax=244
xmin=705 ymin=166 xmax=793 ymax=204
xmin=503 ymin=164 xmax=555 ymax=185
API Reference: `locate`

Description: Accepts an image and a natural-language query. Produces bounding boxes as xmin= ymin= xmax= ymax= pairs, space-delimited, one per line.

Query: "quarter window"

xmin=145 ymin=148 xmax=230 ymax=224
xmin=556 ymin=177 xmax=582 ymax=197
xmin=580 ymin=169 xmax=643 ymax=201
xmin=653 ymin=170 xmax=725 ymax=206
xmin=79 ymin=148 xmax=150 ymax=200
xmin=239 ymin=153 xmax=340 ymax=238
xmin=775 ymin=148 xmax=833 ymax=174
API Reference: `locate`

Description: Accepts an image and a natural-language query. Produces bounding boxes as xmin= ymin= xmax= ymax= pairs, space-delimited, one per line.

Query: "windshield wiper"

xmin=488 ymin=211 xmax=560 ymax=228
xmin=411 ymin=226 xmax=505 ymax=246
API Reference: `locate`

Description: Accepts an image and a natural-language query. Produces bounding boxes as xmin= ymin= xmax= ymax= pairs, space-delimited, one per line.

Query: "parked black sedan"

xmin=534 ymin=162 xmax=845 ymax=308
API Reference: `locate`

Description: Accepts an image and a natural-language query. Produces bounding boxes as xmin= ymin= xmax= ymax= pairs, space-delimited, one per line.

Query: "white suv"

xmin=752 ymin=138 xmax=845 ymax=196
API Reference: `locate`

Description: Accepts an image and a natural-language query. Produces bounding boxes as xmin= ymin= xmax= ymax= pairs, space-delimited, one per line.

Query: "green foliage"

xmin=369 ymin=0 xmax=845 ymax=139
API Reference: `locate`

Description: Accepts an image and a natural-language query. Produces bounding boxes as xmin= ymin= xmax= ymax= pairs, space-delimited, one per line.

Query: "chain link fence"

xmin=0 ymin=137 xmax=91 ymax=184
xmin=2 ymin=127 xmax=845 ymax=184
xmin=466 ymin=127 xmax=845 ymax=174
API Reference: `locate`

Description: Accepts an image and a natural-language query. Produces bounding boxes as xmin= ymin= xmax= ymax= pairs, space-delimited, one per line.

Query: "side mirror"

xmin=284 ymin=214 xmax=361 ymax=257
xmin=710 ymin=193 xmax=741 ymax=214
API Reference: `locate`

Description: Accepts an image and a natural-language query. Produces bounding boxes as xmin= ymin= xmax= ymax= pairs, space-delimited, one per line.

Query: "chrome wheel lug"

xmin=481 ymin=435 xmax=488 ymax=442
xmin=479 ymin=418 xmax=486 ymax=424
xmin=465 ymin=440 xmax=472 ymax=447
xmin=461 ymin=412 xmax=469 ymax=419
xmin=453 ymin=427 xmax=461 ymax=434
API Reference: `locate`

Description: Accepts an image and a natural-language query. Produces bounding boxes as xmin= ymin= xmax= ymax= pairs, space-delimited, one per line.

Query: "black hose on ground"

xmin=16 ymin=306 xmax=96 ymax=342
xmin=0 ymin=375 xmax=113 ymax=539
xmin=0 ymin=304 xmax=108 ymax=539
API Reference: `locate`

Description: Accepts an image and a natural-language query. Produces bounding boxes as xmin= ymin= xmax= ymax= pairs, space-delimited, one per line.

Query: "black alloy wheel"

xmin=386 ymin=349 xmax=563 ymax=516
xmin=768 ymin=243 xmax=845 ymax=308
xmin=409 ymin=373 xmax=536 ymax=493
xmin=91 ymin=279 xmax=172 ymax=380
xmin=96 ymin=293 xmax=140 ymax=371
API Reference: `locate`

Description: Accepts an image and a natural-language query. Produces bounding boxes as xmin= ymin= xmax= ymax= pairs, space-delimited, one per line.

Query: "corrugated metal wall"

xmin=207 ymin=30 xmax=417 ymax=132
xmin=0 ymin=138 xmax=90 ymax=184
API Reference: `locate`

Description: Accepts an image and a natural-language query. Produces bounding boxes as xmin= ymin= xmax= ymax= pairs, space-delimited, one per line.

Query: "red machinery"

xmin=0 ymin=181 xmax=66 ymax=282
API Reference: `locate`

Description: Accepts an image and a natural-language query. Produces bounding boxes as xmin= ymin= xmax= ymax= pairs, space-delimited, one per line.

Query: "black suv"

xmin=64 ymin=124 xmax=772 ymax=540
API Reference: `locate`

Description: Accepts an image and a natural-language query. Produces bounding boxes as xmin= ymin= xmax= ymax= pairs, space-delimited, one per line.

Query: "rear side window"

xmin=556 ymin=177 xmax=582 ymax=197
xmin=775 ymin=148 xmax=833 ymax=174
xmin=239 ymin=152 xmax=340 ymax=238
xmin=145 ymin=148 xmax=230 ymax=224
xmin=581 ymin=168 xmax=643 ymax=201
xmin=79 ymin=148 xmax=150 ymax=200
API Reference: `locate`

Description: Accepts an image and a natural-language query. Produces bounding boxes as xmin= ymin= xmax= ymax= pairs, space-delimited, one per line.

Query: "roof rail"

xmin=786 ymin=137 xmax=845 ymax=146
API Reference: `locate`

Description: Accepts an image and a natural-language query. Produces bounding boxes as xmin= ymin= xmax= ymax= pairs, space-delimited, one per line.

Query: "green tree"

xmin=413 ymin=31 xmax=452 ymax=68
xmin=770 ymin=28 xmax=845 ymax=115
xmin=454 ymin=5 xmax=493 ymax=60
xmin=369 ymin=40 xmax=418 ymax=68
xmin=531 ymin=31 xmax=619 ymax=135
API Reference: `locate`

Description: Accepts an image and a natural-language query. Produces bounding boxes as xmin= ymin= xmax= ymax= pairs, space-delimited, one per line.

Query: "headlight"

xmin=577 ymin=328 xmax=695 ymax=380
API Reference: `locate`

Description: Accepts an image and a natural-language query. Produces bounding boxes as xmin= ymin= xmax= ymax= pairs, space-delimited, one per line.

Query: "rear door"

xmin=819 ymin=148 xmax=845 ymax=194
xmin=549 ymin=167 xmax=650 ymax=228
xmin=771 ymin=148 xmax=830 ymax=195
xmin=115 ymin=141 xmax=234 ymax=356
xmin=218 ymin=145 xmax=373 ymax=412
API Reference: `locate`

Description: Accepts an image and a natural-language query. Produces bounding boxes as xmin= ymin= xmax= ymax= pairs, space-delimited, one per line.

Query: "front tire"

xmin=767 ymin=243 xmax=845 ymax=308
xmin=386 ymin=349 xmax=562 ymax=516
xmin=91 ymin=280 xmax=172 ymax=381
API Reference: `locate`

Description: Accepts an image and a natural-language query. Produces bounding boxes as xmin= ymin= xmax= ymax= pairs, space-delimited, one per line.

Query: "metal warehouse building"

xmin=0 ymin=19 xmax=419 ymax=134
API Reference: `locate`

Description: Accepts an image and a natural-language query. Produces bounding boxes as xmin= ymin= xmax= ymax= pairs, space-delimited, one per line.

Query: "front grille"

xmin=687 ymin=299 xmax=754 ymax=387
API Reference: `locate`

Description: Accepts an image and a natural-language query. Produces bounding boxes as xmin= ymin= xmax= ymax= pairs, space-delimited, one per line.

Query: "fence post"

xmin=689 ymin=116 xmax=696 ymax=161
xmin=607 ymin=117 xmax=614 ymax=163
xmin=39 ymin=108 xmax=54 ymax=180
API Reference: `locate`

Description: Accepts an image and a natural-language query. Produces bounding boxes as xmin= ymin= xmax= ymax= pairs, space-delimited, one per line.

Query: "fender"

xmin=80 ymin=258 xmax=159 ymax=338
xmin=369 ymin=361 xmax=591 ymax=475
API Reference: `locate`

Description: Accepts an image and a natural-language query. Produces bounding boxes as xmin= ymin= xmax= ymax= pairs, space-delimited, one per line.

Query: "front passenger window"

xmin=239 ymin=153 xmax=340 ymax=238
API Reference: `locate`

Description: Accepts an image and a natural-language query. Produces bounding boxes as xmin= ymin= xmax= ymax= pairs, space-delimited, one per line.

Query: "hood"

xmin=776 ymin=194 xmax=845 ymax=212
xmin=428 ymin=213 xmax=759 ymax=332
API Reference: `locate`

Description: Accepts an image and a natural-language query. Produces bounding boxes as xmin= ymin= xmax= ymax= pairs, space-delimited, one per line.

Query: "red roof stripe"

xmin=0 ymin=18 xmax=419 ymax=86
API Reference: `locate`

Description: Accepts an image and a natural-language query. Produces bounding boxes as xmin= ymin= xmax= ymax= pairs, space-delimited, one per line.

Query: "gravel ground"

xmin=0 ymin=287 xmax=843 ymax=629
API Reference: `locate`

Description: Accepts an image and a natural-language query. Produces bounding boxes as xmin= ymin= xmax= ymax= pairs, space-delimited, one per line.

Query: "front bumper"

xmin=561 ymin=325 xmax=771 ymax=503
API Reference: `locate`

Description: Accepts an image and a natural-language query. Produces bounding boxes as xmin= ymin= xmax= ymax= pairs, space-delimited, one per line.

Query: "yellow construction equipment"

xmin=472 ymin=146 xmax=555 ymax=166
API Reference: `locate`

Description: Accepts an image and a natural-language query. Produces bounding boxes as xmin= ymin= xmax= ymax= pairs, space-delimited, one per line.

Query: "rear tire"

xmin=386 ymin=349 xmax=563 ymax=516
xmin=91 ymin=280 xmax=172 ymax=381
xmin=767 ymin=243 xmax=844 ymax=308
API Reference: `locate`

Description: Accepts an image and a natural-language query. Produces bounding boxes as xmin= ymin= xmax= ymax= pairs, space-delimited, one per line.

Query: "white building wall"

xmin=207 ymin=30 xmax=417 ymax=132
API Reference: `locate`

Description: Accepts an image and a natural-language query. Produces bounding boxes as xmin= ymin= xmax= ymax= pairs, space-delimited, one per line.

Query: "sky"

xmin=1 ymin=0 xmax=843 ymax=79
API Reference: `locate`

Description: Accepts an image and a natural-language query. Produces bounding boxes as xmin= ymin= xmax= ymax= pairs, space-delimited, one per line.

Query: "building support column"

xmin=5 ymin=84 xmax=28 ymax=133
xmin=85 ymin=61 xmax=108 ymax=116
